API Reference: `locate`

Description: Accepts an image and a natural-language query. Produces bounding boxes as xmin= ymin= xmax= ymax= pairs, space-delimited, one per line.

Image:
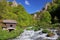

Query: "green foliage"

xmin=35 ymin=11 xmax=51 ymax=29
xmin=37 ymin=23 xmax=50 ymax=30
xmin=54 ymin=16 xmax=58 ymax=23
xmin=51 ymin=23 xmax=60 ymax=29
xmin=0 ymin=0 xmax=33 ymax=40
xmin=1 ymin=0 xmax=60 ymax=39
xmin=40 ymin=11 xmax=51 ymax=23
xmin=42 ymin=29 xmax=51 ymax=33
xmin=34 ymin=0 xmax=60 ymax=29
xmin=26 ymin=26 xmax=41 ymax=31
xmin=53 ymin=0 xmax=60 ymax=4
xmin=47 ymin=3 xmax=58 ymax=12
xmin=26 ymin=27 xmax=33 ymax=30
xmin=32 ymin=0 xmax=60 ymax=31
xmin=0 ymin=0 xmax=33 ymax=27
xmin=0 ymin=26 xmax=23 ymax=40
xmin=32 ymin=26 xmax=41 ymax=31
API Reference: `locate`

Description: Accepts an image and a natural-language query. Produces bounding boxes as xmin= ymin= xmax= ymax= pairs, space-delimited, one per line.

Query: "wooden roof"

xmin=3 ymin=20 xmax=17 ymax=23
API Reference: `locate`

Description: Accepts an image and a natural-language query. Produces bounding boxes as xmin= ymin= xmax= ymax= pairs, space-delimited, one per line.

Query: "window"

xmin=10 ymin=25 xmax=13 ymax=27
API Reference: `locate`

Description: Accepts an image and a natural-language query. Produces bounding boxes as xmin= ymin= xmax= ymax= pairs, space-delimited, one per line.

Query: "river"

xmin=9 ymin=29 xmax=58 ymax=40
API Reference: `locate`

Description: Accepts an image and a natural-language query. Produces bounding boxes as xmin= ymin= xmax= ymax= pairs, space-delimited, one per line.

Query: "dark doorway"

xmin=9 ymin=29 xmax=14 ymax=32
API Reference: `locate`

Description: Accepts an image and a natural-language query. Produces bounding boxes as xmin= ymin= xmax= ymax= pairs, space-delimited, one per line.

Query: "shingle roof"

xmin=3 ymin=20 xmax=17 ymax=23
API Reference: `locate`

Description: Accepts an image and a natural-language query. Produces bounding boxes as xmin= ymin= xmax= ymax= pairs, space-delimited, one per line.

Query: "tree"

xmin=40 ymin=11 xmax=51 ymax=23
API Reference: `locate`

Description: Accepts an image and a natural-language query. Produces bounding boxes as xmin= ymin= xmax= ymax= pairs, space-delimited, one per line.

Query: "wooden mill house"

xmin=2 ymin=20 xmax=17 ymax=31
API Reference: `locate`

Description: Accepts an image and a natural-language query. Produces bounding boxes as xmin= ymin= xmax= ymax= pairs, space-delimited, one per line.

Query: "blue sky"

xmin=8 ymin=0 xmax=52 ymax=14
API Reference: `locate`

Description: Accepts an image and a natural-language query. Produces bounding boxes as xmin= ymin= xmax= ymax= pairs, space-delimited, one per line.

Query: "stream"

xmin=9 ymin=29 xmax=59 ymax=40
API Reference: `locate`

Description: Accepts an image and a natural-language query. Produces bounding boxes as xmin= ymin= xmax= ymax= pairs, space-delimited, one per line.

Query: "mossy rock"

xmin=46 ymin=32 xmax=55 ymax=37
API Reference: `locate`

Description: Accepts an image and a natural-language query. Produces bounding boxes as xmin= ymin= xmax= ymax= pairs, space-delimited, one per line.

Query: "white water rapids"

xmin=9 ymin=29 xmax=58 ymax=40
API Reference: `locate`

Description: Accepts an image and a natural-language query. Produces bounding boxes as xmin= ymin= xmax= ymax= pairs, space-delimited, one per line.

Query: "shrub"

xmin=32 ymin=26 xmax=41 ymax=31
xmin=26 ymin=27 xmax=33 ymax=30
xmin=0 ymin=26 xmax=23 ymax=40
xmin=37 ymin=21 xmax=52 ymax=29
xmin=51 ymin=23 xmax=60 ymax=29
xmin=40 ymin=11 xmax=51 ymax=23
xmin=42 ymin=29 xmax=50 ymax=33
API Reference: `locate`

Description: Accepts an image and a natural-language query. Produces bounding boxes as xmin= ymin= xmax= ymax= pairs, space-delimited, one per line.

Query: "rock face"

xmin=11 ymin=0 xmax=18 ymax=7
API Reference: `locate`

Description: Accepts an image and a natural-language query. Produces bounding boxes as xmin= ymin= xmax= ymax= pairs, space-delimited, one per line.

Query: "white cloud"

xmin=25 ymin=0 xmax=30 ymax=5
